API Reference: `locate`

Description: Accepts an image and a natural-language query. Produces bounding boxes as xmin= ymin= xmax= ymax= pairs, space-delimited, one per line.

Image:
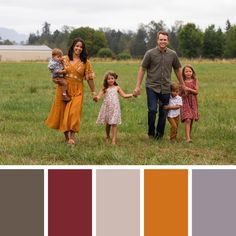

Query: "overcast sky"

xmin=0 ymin=0 xmax=235 ymax=34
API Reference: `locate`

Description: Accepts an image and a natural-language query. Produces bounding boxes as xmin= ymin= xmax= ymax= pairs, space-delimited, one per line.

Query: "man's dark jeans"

xmin=146 ymin=87 xmax=170 ymax=138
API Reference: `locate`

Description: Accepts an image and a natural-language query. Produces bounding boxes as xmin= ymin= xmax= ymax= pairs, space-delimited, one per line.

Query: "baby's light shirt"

xmin=48 ymin=58 xmax=64 ymax=78
xmin=167 ymin=95 xmax=183 ymax=118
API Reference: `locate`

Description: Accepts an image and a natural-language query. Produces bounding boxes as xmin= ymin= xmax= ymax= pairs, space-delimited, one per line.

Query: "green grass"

xmin=0 ymin=60 xmax=235 ymax=164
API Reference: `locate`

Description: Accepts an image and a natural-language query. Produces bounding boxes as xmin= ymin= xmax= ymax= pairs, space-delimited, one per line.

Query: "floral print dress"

xmin=96 ymin=86 xmax=121 ymax=125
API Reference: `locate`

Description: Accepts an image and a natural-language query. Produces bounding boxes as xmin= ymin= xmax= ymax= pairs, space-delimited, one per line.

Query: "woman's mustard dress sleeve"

xmin=85 ymin=60 xmax=95 ymax=80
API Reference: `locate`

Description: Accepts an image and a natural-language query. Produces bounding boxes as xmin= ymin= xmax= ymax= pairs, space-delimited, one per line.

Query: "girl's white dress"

xmin=96 ymin=86 xmax=121 ymax=125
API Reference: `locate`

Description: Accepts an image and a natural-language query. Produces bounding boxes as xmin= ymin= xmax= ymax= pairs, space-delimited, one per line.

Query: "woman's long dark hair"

xmin=68 ymin=37 xmax=88 ymax=63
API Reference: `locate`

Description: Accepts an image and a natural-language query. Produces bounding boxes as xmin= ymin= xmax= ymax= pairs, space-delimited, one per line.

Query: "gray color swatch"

xmin=0 ymin=170 xmax=44 ymax=236
xmin=193 ymin=169 xmax=236 ymax=236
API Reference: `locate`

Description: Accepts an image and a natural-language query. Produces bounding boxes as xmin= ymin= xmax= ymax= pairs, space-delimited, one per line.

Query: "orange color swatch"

xmin=144 ymin=170 xmax=188 ymax=236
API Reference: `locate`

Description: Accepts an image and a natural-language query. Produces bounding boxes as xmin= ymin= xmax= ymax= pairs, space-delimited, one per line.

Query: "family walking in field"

xmin=45 ymin=31 xmax=199 ymax=145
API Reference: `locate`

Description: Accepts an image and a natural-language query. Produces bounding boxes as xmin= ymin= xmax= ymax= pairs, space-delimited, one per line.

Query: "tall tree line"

xmin=27 ymin=20 xmax=236 ymax=59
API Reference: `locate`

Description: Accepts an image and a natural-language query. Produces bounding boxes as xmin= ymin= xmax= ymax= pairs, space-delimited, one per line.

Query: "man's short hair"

xmin=157 ymin=30 xmax=169 ymax=39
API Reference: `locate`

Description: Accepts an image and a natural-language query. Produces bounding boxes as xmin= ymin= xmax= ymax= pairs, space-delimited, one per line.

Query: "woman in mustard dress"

xmin=45 ymin=38 xmax=96 ymax=145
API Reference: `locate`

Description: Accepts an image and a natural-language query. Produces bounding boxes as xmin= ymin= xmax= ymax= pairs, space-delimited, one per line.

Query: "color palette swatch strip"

xmin=0 ymin=168 xmax=235 ymax=236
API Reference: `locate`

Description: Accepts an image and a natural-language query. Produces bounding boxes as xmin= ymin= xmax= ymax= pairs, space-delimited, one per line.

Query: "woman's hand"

xmin=93 ymin=95 xmax=100 ymax=102
xmin=92 ymin=92 xmax=97 ymax=101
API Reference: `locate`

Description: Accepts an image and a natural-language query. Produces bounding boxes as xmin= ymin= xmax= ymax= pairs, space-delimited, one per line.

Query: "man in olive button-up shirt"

xmin=133 ymin=31 xmax=185 ymax=139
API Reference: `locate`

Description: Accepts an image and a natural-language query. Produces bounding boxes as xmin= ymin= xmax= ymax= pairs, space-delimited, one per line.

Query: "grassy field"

xmin=0 ymin=60 xmax=235 ymax=165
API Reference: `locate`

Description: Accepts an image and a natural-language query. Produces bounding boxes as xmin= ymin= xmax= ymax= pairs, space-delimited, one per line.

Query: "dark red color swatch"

xmin=48 ymin=169 xmax=92 ymax=236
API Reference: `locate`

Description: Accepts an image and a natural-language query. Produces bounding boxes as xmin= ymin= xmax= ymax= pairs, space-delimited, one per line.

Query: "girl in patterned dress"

xmin=95 ymin=71 xmax=133 ymax=145
xmin=180 ymin=65 xmax=199 ymax=142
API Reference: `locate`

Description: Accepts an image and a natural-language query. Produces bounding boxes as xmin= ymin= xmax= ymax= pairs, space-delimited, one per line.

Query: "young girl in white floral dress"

xmin=95 ymin=71 xmax=133 ymax=145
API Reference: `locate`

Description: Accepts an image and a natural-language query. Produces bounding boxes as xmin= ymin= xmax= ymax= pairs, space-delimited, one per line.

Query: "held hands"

xmin=91 ymin=92 xmax=97 ymax=102
xmin=180 ymin=84 xmax=188 ymax=95
xmin=92 ymin=93 xmax=102 ymax=102
xmin=133 ymin=87 xmax=140 ymax=97
xmin=93 ymin=96 xmax=99 ymax=102
xmin=181 ymin=84 xmax=189 ymax=93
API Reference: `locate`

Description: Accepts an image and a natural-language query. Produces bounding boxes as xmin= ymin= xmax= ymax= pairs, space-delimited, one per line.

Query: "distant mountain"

xmin=0 ymin=27 xmax=28 ymax=44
